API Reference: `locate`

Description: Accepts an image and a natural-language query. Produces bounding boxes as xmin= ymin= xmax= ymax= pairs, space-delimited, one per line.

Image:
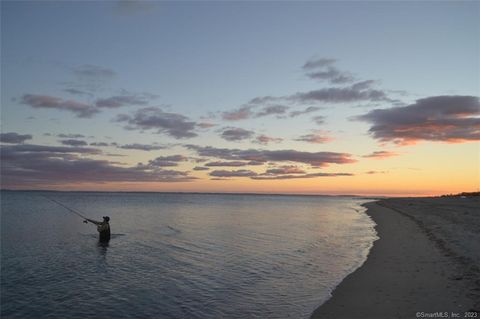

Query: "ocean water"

xmin=1 ymin=191 xmax=377 ymax=318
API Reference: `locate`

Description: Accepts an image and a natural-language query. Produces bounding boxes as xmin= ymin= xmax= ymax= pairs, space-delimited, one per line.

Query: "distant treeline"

xmin=441 ymin=192 xmax=480 ymax=197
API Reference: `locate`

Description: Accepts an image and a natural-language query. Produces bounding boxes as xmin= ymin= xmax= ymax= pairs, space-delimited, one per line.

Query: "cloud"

xmin=254 ymin=134 xmax=283 ymax=145
xmin=207 ymin=164 xmax=353 ymax=180
xmin=1 ymin=143 xmax=195 ymax=187
xmin=73 ymin=64 xmax=116 ymax=80
xmin=365 ymin=170 xmax=388 ymax=175
xmin=62 ymin=65 xmax=125 ymax=96
xmin=251 ymin=172 xmax=353 ymax=180
xmin=255 ymin=105 xmax=289 ymax=118
xmin=303 ymin=58 xmax=336 ymax=69
xmin=289 ymin=106 xmax=322 ymax=117
xmin=209 ymin=169 xmax=258 ymax=177
xmin=64 ymin=64 xmax=118 ymax=94
xmin=363 ymin=151 xmax=399 ymax=159
xmin=119 ymin=143 xmax=165 ymax=151
xmin=0 ymin=132 xmax=32 ymax=144
xmin=312 ymin=115 xmax=326 ymax=125
xmin=21 ymin=94 xmax=99 ymax=118
xmin=193 ymin=166 xmax=210 ymax=171
xmin=222 ymin=105 xmax=253 ymax=121
xmin=220 ymin=58 xmax=390 ymax=124
xmin=60 ymin=139 xmax=88 ymax=146
xmin=106 ymin=153 xmax=127 ymax=157
xmin=247 ymin=160 xmax=265 ymax=166
xmin=58 ymin=133 xmax=85 ymax=139
xmin=143 ymin=161 xmax=178 ymax=167
xmin=95 ymin=95 xmax=150 ymax=108
xmin=152 ymin=155 xmax=187 ymax=162
xmin=222 ymin=104 xmax=290 ymax=121
xmin=205 ymin=161 xmax=251 ymax=167
xmin=294 ymin=133 xmax=333 ymax=144
xmin=248 ymin=96 xmax=279 ymax=105
xmin=90 ymin=142 xmax=110 ymax=147
xmin=115 ymin=107 xmax=198 ymax=139
xmin=0 ymin=144 xmax=101 ymax=156
xmin=220 ymin=127 xmax=254 ymax=141
xmin=351 ymin=80 xmax=377 ymax=91
xmin=143 ymin=155 xmax=188 ymax=167
xmin=64 ymin=88 xmax=93 ymax=97
xmin=265 ymin=166 xmax=306 ymax=175
xmin=289 ymin=82 xmax=388 ymax=104
xmin=303 ymin=58 xmax=355 ymax=84
xmin=197 ymin=122 xmax=216 ymax=129
xmin=186 ymin=145 xmax=356 ymax=167
xmin=356 ymin=95 xmax=480 ymax=145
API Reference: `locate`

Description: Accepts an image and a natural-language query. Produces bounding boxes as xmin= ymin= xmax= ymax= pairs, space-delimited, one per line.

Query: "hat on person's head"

xmin=103 ymin=216 xmax=110 ymax=222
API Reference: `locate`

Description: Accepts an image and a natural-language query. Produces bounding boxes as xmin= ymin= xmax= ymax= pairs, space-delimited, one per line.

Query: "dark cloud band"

xmin=357 ymin=95 xmax=480 ymax=145
xmin=1 ymin=144 xmax=195 ymax=187
xmin=21 ymin=94 xmax=99 ymax=118
xmin=0 ymin=132 xmax=32 ymax=144
xmin=186 ymin=145 xmax=355 ymax=167
xmin=115 ymin=107 xmax=198 ymax=139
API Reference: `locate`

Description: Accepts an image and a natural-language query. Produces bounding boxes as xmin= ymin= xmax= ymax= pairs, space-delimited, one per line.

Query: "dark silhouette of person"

xmin=85 ymin=216 xmax=111 ymax=242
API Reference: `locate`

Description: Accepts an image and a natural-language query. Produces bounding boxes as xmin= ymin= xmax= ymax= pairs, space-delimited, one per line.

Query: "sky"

xmin=1 ymin=1 xmax=479 ymax=196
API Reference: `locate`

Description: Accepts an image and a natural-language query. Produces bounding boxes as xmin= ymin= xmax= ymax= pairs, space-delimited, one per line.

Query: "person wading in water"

xmin=85 ymin=216 xmax=111 ymax=242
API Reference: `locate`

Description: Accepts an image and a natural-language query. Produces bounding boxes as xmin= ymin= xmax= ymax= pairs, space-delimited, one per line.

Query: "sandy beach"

xmin=311 ymin=197 xmax=480 ymax=319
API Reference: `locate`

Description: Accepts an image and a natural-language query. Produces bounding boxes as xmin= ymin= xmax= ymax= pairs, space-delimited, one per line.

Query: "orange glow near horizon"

xmin=3 ymin=141 xmax=478 ymax=197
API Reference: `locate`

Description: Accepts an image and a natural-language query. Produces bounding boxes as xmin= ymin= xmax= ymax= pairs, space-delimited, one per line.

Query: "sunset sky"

xmin=1 ymin=1 xmax=479 ymax=196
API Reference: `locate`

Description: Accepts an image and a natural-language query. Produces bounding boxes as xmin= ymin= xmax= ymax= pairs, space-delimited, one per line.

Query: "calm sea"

xmin=1 ymin=191 xmax=376 ymax=318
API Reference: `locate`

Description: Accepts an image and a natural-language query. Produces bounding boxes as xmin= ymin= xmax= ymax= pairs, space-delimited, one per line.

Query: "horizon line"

xmin=0 ymin=188 xmax=439 ymax=198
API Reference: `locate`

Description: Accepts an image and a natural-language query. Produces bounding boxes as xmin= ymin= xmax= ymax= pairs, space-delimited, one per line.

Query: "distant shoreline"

xmin=311 ymin=197 xmax=479 ymax=318
xmin=0 ymin=188 xmax=385 ymax=199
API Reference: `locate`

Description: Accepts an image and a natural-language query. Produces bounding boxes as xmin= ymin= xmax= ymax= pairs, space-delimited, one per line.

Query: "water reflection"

xmin=96 ymin=240 xmax=109 ymax=260
xmin=2 ymin=192 xmax=376 ymax=319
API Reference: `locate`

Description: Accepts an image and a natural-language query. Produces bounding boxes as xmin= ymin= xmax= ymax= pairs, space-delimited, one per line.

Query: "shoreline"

xmin=311 ymin=198 xmax=479 ymax=319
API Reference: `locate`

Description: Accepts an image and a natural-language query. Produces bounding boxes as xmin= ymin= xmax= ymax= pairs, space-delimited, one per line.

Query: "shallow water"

xmin=1 ymin=191 xmax=376 ymax=318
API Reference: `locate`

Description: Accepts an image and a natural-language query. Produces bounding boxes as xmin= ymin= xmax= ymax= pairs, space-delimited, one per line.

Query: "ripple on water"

xmin=1 ymin=192 xmax=376 ymax=319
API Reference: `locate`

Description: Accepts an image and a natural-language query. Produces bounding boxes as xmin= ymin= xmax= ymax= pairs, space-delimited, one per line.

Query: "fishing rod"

xmin=43 ymin=196 xmax=89 ymax=221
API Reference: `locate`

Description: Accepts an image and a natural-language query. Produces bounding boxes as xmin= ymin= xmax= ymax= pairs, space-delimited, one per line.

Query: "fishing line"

xmin=43 ymin=196 xmax=89 ymax=220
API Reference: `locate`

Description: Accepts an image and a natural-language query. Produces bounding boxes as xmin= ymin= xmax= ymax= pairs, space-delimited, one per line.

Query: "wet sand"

xmin=311 ymin=197 xmax=480 ymax=319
